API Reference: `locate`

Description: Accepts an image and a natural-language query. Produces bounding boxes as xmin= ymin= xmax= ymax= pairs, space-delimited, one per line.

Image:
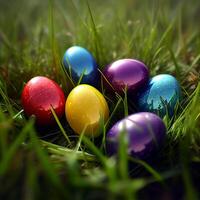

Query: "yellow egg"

xmin=65 ymin=84 xmax=109 ymax=137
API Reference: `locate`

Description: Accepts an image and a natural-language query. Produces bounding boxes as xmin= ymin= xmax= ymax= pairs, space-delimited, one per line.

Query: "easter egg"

xmin=63 ymin=46 xmax=98 ymax=86
xmin=21 ymin=76 xmax=65 ymax=126
xmin=65 ymin=84 xmax=109 ymax=137
xmin=103 ymin=59 xmax=149 ymax=94
xmin=106 ymin=112 xmax=166 ymax=159
xmin=136 ymin=74 xmax=181 ymax=117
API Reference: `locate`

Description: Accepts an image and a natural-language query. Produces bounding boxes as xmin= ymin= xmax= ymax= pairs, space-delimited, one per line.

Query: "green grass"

xmin=0 ymin=0 xmax=200 ymax=199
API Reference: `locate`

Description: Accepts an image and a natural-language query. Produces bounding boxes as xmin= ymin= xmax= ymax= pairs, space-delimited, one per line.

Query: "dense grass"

xmin=0 ymin=0 xmax=200 ymax=199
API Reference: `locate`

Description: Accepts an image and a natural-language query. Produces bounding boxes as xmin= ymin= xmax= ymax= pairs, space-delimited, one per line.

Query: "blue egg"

xmin=63 ymin=46 xmax=98 ymax=86
xmin=136 ymin=74 xmax=181 ymax=117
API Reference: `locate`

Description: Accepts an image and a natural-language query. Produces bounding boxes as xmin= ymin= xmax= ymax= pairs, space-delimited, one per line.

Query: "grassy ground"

xmin=0 ymin=0 xmax=200 ymax=199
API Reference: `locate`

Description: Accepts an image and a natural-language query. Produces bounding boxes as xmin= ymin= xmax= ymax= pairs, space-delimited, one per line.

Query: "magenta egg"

xmin=106 ymin=112 xmax=166 ymax=159
xmin=103 ymin=59 xmax=149 ymax=94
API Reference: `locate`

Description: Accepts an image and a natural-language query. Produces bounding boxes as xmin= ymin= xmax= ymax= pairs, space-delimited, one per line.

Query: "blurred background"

xmin=1 ymin=0 xmax=200 ymax=64
xmin=0 ymin=0 xmax=200 ymax=96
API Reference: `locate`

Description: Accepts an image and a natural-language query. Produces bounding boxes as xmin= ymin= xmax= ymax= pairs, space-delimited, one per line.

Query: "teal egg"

xmin=136 ymin=74 xmax=181 ymax=117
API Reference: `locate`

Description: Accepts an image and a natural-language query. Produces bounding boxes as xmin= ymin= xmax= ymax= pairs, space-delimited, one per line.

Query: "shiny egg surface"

xmin=106 ymin=112 xmax=166 ymax=159
xmin=63 ymin=46 xmax=98 ymax=86
xmin=103 ymin=59 xmax=149 ymax=94
xmin=65 ymin=84 xmax=109 ymax=137
xmin=21 ymin=76 xmax=65 ymax=126
xmin=136 ymin=74 xmax=181 ymax=117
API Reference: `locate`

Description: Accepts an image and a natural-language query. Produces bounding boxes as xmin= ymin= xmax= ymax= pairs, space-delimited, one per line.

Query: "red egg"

xmin=21 ymin=76 xmax=65 ymax=126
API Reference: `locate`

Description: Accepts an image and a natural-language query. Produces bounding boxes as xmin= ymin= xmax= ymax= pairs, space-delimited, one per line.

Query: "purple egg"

xmin=103 ymin=59 xmax=149 ymax=94
xmin=106 ymin=112 xmax=166 ymax=159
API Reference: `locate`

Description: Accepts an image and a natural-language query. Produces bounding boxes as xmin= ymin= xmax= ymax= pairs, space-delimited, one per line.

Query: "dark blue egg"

xmin=136 ymin=74 xmax=181 ymax=117
xmin=63 ymin=46 xmax=98 ymax=86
